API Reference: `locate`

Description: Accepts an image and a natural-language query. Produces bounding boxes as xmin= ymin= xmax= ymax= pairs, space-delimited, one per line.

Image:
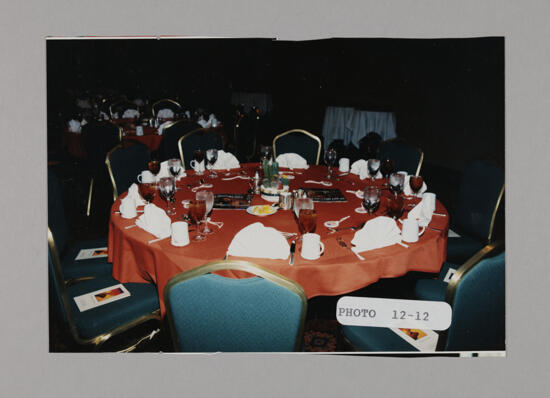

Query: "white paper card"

xmin=443 ymin=268 xmax=457 ymax=283
xmin=448 ymin=229 xmax=461 ymax=238
xmin=389 ymin=327 xmax=439 ymax=351
xmin=73 ymin=284 xmax=131 ymax=312
xmin=75 ymin=247 xmax=108 ymax=261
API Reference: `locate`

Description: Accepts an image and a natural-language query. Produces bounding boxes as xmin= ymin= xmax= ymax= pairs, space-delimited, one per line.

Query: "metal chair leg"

xmin=86 ymin=178 xmax=94 ymax=217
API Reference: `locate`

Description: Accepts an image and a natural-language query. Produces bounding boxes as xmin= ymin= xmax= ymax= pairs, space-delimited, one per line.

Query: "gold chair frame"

xmin=272 ymin=129 xmax=322 ymax=165
xmin=487 ymin=185 xmax=505 ymax=243
xmin=152 ymin=98 xmax=182 ymax=117
xmin=105 ymin=137 xmax=142 ymax=202
xmin=48 ymin=228 xmax=161 ymax=348
xmin=164 ymin=260 xmax=308 ymax=352
xmin=380 ymin=138 xmax=424 ymax=176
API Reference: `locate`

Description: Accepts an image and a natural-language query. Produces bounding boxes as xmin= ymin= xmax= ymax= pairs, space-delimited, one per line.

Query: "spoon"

xmin=324 ymin=215 xmax=350 ymax=229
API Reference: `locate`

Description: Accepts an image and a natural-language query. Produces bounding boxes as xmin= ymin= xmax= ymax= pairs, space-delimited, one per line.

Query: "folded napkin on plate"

xmin=403 ymin=175 xmax=428 ymax=196
xmin=197 ymin=116 xmax=208 ymax=128
xmin=227 ymin=222 xmax=290 ymax=260
xmin=135 ymin=203 xmax=172 ymax=239
xmin=67 ymin=119 xmax=81 ymax=133
xmin=127 ymin=183 xmax=147 ymax=206
xmin=351 ymin=216 xmax=402 ymax=253
xmin=407 ymin=198 xmax=434 ymax=227
xmin=122 ymin=109 xmax=140 ymax=119
xmin=213 ymin=150 xmax=240 ymax=170
xmin=156 ymin=161 xmax=187 ymax=180
xmin=276 ymin=153 xmax=309 ymax=169
xmin=119 ymin=196 xmax=136 ymax=218
xmin=157 ymin=120 xmax=173 ymax=135
xmin=350 ymin=159 xmax=382 ymax=179
xmin=157 ymin=108 xmax=174 ymax=119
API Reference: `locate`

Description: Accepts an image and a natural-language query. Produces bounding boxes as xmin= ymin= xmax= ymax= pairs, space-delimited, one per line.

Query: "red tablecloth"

xmin=108 ymin=164 xmax=448 ymax=316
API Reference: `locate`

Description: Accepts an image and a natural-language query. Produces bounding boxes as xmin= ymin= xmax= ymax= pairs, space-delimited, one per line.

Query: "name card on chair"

xmin=74 ymin=284 xmax=131 ymax=312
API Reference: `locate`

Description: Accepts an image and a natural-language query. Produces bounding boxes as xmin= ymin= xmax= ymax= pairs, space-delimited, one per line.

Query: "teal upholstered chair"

xmin=177 ymin=127 xmax=223 ymax=170
xmin=447 ymin=160 xmax=504 ymax=264
xmin=48 ymin=169 xmax=112 ymax=282
xmin=343 ymin=244 xmax=505 ymax=352
xmin=273 ymin=129 xmax=322 ymax=165
xmin=151 ymin=98 xmax=182 ymax=118
xmin=105 ymin=140 xmax=150 ymax=201
xmin=379 ymin=139 xmax=424 ymax=176
xmin=164 ymin=261 xmax=307 ymax=352
xmin=48 ymin=229 xmax=161 ymax=349
xmin=159 ymin=120 xmax=202 ymax=161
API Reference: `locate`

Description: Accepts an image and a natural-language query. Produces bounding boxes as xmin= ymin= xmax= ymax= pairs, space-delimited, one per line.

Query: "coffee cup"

xmin=136 ymin=126 xmax=144 ymax=136
xmin=119 ymin=197 xmax=137 ymax=219
xmin=171 ymin=221 xmax=190 ymax=247
xmin=189 ymin=160 xmax=205 ymax=173
xmin=422 ymin=192 xmax=436 ymax=213
xmin=339 ymin=158 xmax=350 ymax=173
xmin=397 ymin=171 xmax=408 ymax=179
xmin=401 ymin=218 xmax=425 ymax=243
xmin=137 ymin=170 xmax=155 ymax=183
xmin=301 ymin=233 xmax=325 ymax=260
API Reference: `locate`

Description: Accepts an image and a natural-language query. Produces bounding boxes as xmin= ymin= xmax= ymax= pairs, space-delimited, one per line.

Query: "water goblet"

xmin=298 ymin=209 xmax=318 ymax=235
xmin=409 ymin=175 xmax=424 ymax=197
xmin=389 ymin=172 xmax=405 ymax=197
xmin=158 ymin=177 xmax=176 ymax=215
xmin=193 ymin=149 xmax=205 ymax=175
xmin=367 ymin=159 xmax=380 ymax=181
xmin=324 ymin=148 xmax=337 ymax=179
xmin=362 ymin=186 xmax=381 ymax=214
xmin=188 ymin=197 xmax=207 ymax=241
xmin=206 ymin=148 xmax=218 ymax=179
xmin=380 ymin=158 xmax=395 ymax=187
xmin=199 ymin=191 xmax=215 ymax=234
xmin=138 ymin=182 xmax=156 ymax=204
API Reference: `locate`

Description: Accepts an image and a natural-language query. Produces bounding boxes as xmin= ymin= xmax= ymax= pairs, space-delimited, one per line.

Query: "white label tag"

xmin=443 ymin=268 xmax=457 ymax=283
xmin=336 ymin=296 xmax=452 ymax=331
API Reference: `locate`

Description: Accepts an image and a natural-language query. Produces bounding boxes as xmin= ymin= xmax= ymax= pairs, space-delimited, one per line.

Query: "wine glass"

xmin=324 ymin=148 xmax=337 ymax=179
xmin=409 ymin=175 xmax=424 ymax=197
xmin=294 ymin=197 xmax=314 ymax=219
xmin=138 ymin=182 xmax=156 ymax=204
xmin=206 ymin=149 xmax=218 ymax=179
xmin=148 ymin=159 xmax=161 ymax=176
xmin=367 ymin=159 xmax=380 ymax=181
xmin=362 ymin=186 xmax=381 ymax=214
xmin=158 ymin=177 xmax=176 ymax=215
xmin=260 ymin=145 xmax=272 ymax=162
xmin=168 ymin=158 xmax=182 ymax=180
xmin=193 ymin=149 xmax=205 ymax=176
xmin=389 ymin=172 xmax=405 ymax=197
xmin=380 ymin=158 xmax=395 ymax=186
xmin=188 ymin=197 xmax=207 ymax=241
xmin=387 ymin=195 xmax=404 ymax=219
xmin=200 ymin=191 xmax=215 ymax=234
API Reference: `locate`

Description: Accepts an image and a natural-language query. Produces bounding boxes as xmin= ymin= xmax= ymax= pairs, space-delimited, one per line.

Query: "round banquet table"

xmin=113 ymin=119 xmax=164 ymax=151
xmin=108 ymin=164 xmax=449 ymax=316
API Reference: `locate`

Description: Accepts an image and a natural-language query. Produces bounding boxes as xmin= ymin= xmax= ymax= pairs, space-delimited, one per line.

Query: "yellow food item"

xmin=253 ymin=205 xmax=274 ymax=215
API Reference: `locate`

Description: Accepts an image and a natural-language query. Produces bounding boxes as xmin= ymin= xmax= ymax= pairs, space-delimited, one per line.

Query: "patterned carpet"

xmin=303 ymin=319 xmax=342 ymax=352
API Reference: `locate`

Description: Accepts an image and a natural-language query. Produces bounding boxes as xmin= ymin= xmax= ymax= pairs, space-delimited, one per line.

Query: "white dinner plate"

xmin=246 ymin=205 xmax=278 ymax=217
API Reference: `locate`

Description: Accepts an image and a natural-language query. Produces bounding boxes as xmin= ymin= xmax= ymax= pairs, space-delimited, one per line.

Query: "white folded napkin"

xmin=122 ymin=109 xmax=140 ymax=119
xmin=156 ymin=161 xmax=187 ymax=180
xmin=197 ymin=116 xmax=208 ymax=128
xmin=112 ymin=112 xmax=119 ymax=119
xmin=185 ymin=110 xmax=191 ymax=119
xmin=135 ymin=203 xmax=172 ymax=239
xmin=157 ymin=108 xmax=174 ymax=119
xmin=403 ymin=175 xmax=428 ymax=196
xmin=208 ymin=113 xmax=219 ymax=128
xmin=407 ymin=198 xmax=434 ymax=227
xmin=99 ymin=111 xmax=110 ymax=121
xmin=119 ymin=196 xmax=137 ymax=218
xmin=350 ymin=160 xmax=382 ymax=179
xmin=67 ymin=119 xmax=81 ymax=133
xmin=351 ymin=216 xmax=402 ymax=253
xmin=276 ymin=153 xmax=309 ymax=169
xmin=213 ymin=150 xmax=240 ymax=170
xmin=157 ymin=121 xmax=173 ymax=135
xmin=81 ymin=119 xmax=88 ymax=126
xmin=227 ymin=222 xmax=290 ymax=260
xmin=127 ymin=183 xmax=147 ymax=206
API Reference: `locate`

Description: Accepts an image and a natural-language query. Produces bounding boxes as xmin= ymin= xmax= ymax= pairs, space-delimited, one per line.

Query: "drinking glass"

xmin=362 ymin=186 xmax=381 ymax=214
xmin=158 ymin=177 xmax=176 ymax=215
xmin=298 ymin=209 xmax=318 ymax=234
xmin=199 ymin=191 xmax=215 ymax=234
xmin=206 ymin=148 xmax=218 ymax=179
xmin=168 ymin=158 xmax=182 ymax=183
xmin=148 ymin=159 xmax=161 ymax=176
xmin=324 ymin=148 xmax=337 ymax=179
xmin=138 ymin=182 xmax=156 ymax=204
xmin=367 ymin=159 xmax=380 ymax=181
xmin=387 ymin=195 xmax=404 ymax=219
xmin=380 ymin=158 xmax=395 ymax=186
xmin=193 ymin=149 xmax=205 ymax=175
xmin=260 ymin=145 xmax=272 ymax=162
xmin=409 ymin=175 xmax=424 ymax=197
xmin=188 ymin=198 xmax=207 ymax=241
xmin=389 ymin=172 xmax=405 ymax=196
xmin=294 ymin=197 xmax=314 ymax=219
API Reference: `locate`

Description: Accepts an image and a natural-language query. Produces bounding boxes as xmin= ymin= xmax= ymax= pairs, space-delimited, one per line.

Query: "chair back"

xmin=164 ymin=261 xmax=307 ymax=352
xmin=81 ymin=121 xmax=121 ymax=177
xmin=152 ymin=99 xmax=182 ymax=117
xmin=455 ymin=160 xmax=504 ymax=242
xmin=159 ymin=121 xmax=202 ymax=161
xmin=379 ymin=140 xmax=424 ymax=176
xmin=273 ymin=129 xmax=322 ymax=165
xmin=359 ymin=132 xmax=382 ymax=159
xmin=177 ymin=128 xmax=223 ymax=169
xmin=48 ymin=169 xmax=70 ymax=254
xmin=106 ymin=141 xmax=150 ymax=201
xmin=442 ymin=249 xmax=505 ymax=351
xmin=48 ymin=228 xmax=70 ymax=324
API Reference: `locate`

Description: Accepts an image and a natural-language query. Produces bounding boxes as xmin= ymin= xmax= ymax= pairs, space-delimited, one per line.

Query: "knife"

xmin=289 ymin=240 xmax=296 ymax=265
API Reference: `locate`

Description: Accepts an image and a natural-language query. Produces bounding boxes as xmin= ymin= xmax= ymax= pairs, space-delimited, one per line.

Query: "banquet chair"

xmin=81 ymin=120 xmax=122 ymax=216
xmin=109 ymin=100 xmax=139 ymax=119
xmin=342 ymin=243 xmax=505 ymax=352
xmin=164 ymin=260 xmax=307 ymax=352
xmin=177 ymin=127 xmax=223 ymax=170
xmin=379 ymin=139 xmax=424 ymax=176
xmin=159 ymin=120 xmax=202 ymax=161
xmin=446 ymin=160 xmax=504 ymax=264
xmin=48 ymin=169 xmax=112 ymax=281
xmin=105 ymin=141 xmax=150 ymax=201
xmin=273 ymin=129 xmax=322 ymax=165
xmin=151 ymin=98 xmax=182 ymax=118
xmin=48 ymin=229 xmax=161 ymax=350
xmin=359 ymin=132 xmax=382 ymax=159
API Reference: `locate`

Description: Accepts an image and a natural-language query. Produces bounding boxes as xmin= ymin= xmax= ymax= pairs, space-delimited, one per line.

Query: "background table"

xmin=108 ymin=164 xmax=448 ymax=315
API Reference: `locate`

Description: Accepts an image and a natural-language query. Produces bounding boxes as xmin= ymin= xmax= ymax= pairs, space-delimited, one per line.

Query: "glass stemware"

xmin=206 ymin=148 xmax=218 ymax=179
xmin=168 ymin=158 xmax=182 ymax=183
xmin=148 ymin=159 xmax=161 ymax=176
xmin=298 ymin=209 xmax=318 ymax=234
xmin=193 ymin=149 xmax=205 ymax=176
xmin=387 ymin=195 xmax=404 ymax=219
xmin=200 ymin=191 xmax=215 ymax=234
xmin=260 ymin=145 xmax=272 ymax=163
xmin=362 ymin=186 xmax=381 ymax=214
xmin=409 ymin=175 xmax=424 ymax=197
xmin=380 ymin=158 xmax=395 ymax=187
xmin=188 ymin=197 xmax=207 ymax=241
xmin=138 ymin=182 xmax=156 ymax=204
xmin=324 ymin=148 xmax=337 ymax=179
xmin=158 ymin=177 xmax=176 ymax=215
xmin=367 ymin=159 xmax=380 ymax=181
xmin=389 ymin=172 xmax=405 ymax=197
